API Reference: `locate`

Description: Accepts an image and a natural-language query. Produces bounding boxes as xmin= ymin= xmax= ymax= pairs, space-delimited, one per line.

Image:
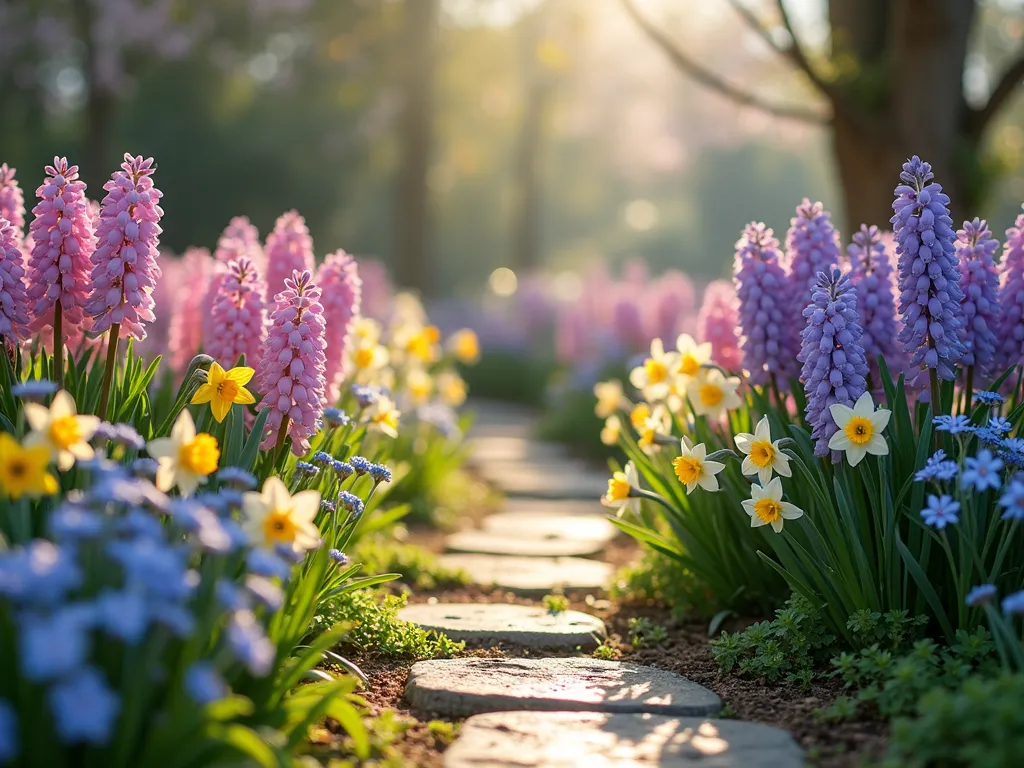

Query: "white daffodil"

xmin=686 ymin=368 xmax=742 ymax=420
xmin=23 ymin=390 xmax=100 ymax=471
xmin=734 ymin=416 xmax=792 ymax=486
xmin=350 ymin=340 xmax=390 ymax=381
xmin=146 ymin=410 xmax=219 ymax=496
xmin=741 ymin=477 xmax=803 ymax=534
xmin=628 ymin=339 xmax=679 ymax=402
xmin=437 ymin=371 xmax=468 ymax=407
xmin=675 ymin=333 xmax=712 ymax=380
xmin=600 ymin=414 xmax=622 ymax=446
xmin=828 ymin=392 xmax=891 ymax=467
xmin=672 ymin=437 xmax=725 ymax=494
xmin=242 ymin=476 xmax=321 ymax=554
xmin=637 ymin=404 xmax=672 ymax=454
xmin=594 ymin=379 xmax=626 ymax=419
xmin=405 ymin=368 xmax=434 ymax=405
xmin=629 ymin=402 xmax=651 ymax=430
xmin=365 ymin=395 xmax=401 ymax=439
xmin=601 ymin=461 xmax=641 ymax=518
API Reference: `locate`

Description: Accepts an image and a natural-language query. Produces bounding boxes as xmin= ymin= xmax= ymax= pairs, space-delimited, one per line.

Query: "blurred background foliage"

xmin=1 ymin=0 xmax=1023 ymax=296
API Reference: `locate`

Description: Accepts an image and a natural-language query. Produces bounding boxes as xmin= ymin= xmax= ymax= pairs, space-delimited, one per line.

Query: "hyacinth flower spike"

xmin=996 ymin=210 xmax=1024 ymax=375
xmin=955 ymin=218 xmax=1000 ymax=399
xmin=87 ymin=154 xmax=164 ymax=418
xmin=847 ymin=224 xmax=901 ymax=387
xmin=315 ymin=249 xmax=362 ymax=399
xmin=0 ymin=218 xmax=32 ymax=346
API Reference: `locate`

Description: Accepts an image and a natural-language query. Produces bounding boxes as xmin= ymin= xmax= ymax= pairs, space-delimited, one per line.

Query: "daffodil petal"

xmin=226 ymin=366 xmax=255 ymax=386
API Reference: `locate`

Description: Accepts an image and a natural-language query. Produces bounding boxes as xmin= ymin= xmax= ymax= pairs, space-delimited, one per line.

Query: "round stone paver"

xmin=445 ymin=530 xmax=605 ymax=558
xmin=444 ymin=712 xmax=804 ymax=768
xmin=398 ymin=603 xmax=606 ymax=650
xmin=481 ymin=511 xmax=617 ymax=543
xmin=498 ymin=498 xmax=610 ymax=517
xmin=406 ymin=658 xmax=722 ymax=719
xmin=468 ymin=436 xmax=566 ymax=464
xmin=476 ymin=461 xmax=608 ymax=500
xmin=437 ymin=554 xmax=613 ymax=595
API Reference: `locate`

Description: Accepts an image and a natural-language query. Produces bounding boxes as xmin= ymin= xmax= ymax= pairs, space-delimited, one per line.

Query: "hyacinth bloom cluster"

xmin=316 ymin=249 xmax=362 ymax=397
xmin=0 ymin=163 xmax=25 ymax=248
xmin=204 ymin=258 xmax=268 ymax=369
xmin=167 ymin=247 xmax=212 ymax=372
xmin=696 ymin=279 xmax=742 ymax=372
xmin=256 ymin=269 xmax=328 ymax=455
xmin=956 ymin=218 xmax=1001 ymax=384
xmin=264 ymin=210 xmax=315 ymax=297
xmin=786 ymin=198 xmax=841 ymax=297
xmin=733 ymin=222 xmax=799 ymax=386
xmin=997 ymin=212 xmax=1024 ymax=371
xmin=26 ymin=157 xmax=96 ymax=344
xmin=891 ymin=156 xmax=965 ymax=388
xmin=216 ymin=216 xmax=263 ymax=266
xmin=798 ymin=268 xmax=869 ymax=458
xmin=0 ymin=217 xmax=31 ymax=342
xmin=847 ymin=224 xmax=901 ymax=382
xmin=86 ymin=154 xmax=164 ymax=341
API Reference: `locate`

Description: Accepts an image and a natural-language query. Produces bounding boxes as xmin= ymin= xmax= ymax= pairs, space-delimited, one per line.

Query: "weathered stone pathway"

xmin=400 ymin=400 xmax=804 ymax=767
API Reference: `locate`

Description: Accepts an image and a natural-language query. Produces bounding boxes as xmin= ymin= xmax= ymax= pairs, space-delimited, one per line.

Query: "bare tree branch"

xmin=620 ymin=0 xmax=829 ymax=125
xmin=966 ymin=49 xmax=1024 ymax=137
xmin=772 ymin=0 xmax=833 ymax=97
xmin=724 ymin=0 xmax=788 ymax=56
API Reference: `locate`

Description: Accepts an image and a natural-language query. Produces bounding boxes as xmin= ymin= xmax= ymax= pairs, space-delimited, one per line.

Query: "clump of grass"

xmin=592 ymin=640 xmax=621 ymax=660
xmin=543 ymin=593 xmax=569 ymax=614
xmin=317 ymin=589 xmax=465 ymax=660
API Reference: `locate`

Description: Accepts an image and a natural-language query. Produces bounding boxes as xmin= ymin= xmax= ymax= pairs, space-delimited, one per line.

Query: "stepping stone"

xmin=468 ymin=436 xmax=566 ymax=464
xmin=398 ymin=603 xmax=606 ymax=650
xmin=445 ymin=712 xmax=804 ymax=767
xmin=499 ymin=498 xmax=610 ymax=517
xmin=477 ymin=461 xmax=608 ymax=500
xmin=438 ymin=554 xmax=613 ymax=595
xmin=445 ymin=530 xmax=605 ymax=557
xmin=482 ymin=511 xmax=617 ymax=543
xmin=406 ymin=658 xmax=722 ymax=719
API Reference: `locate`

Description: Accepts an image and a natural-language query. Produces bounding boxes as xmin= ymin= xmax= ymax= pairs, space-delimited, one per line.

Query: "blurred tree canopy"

xmin=1 ymin=0 xmax=1021 ymax=297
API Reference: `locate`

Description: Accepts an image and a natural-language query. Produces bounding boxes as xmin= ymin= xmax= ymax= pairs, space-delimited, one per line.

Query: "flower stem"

xmin=963 ymin=365 xmax=974 ymax=417
xmin=929 ymin=367 xmax=942 ymax=449
xmin=53 ymin=302 xmax=63 ymax=388
xmin=97 ymin=323 xmax=120 ymax=420
xmin=275 ymin=414 xmax=291 ymax=463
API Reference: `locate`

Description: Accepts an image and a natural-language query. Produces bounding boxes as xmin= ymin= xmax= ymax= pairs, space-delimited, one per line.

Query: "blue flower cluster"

xmin=956 ymin=218 xmax=1001 ymax=384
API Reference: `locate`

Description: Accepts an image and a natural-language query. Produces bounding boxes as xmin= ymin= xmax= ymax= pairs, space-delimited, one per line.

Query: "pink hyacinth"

xmin=358 ymin=258 xmax=394 ymax=321
xmin=168 ymin=247 xmax=213 ymax=373
xmin=204 ymin=258 xmax=267 ymax=368
xmin=698 ymin=279 xmax=743 ymax=372
xmin=264 ymin=210 xmax=314 ymax=298
xmin=216 ymin=215 xmax=264 ymax=267
xmin=0 ymin=218 xmax=31 ymax=343
xmin=86 ymin=154 xmax=164 ymax=341
xmin=256 ymin=269 xmax=328 ymax=455
xmin=316 ymin=249 xmax=362 ymax=398
xmin=648 ymin=270 xmax=696 ymax=344
xmin=26 ymin=157 xmax=96 ymax=345
xmin=0 ymin=164 xmax=25 ymax=249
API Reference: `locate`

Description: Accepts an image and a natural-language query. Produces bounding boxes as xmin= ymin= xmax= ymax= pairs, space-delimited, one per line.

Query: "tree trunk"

xmin=510 ymin=6 xmax=551 ymax=274
xmin=394 ymin=0 xmax=439 ymax=297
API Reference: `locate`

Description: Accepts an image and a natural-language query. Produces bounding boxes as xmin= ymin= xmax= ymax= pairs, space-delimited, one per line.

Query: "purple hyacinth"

xmin=956 ymin=218 xmax=1001 ymax=385
xmin=264 ymin=210 xmax=314 ymax=299
xmin=798 ymin=268 xmax=869 ymax=458
xmin=996 ymin=212 xmax=1024 ymax=371
xmin=786 ymin=198 xmax=841 ymax=297
xmin=733 ymin=222 xmax=799 ymax=387
xmin=203 ymin=258 xmax=267 ymax=368
xmin=86 ymin=154 xmax=164 ymax=341
xmin=256 ymin=269 xmax=327 ymax=455
xmin=26 ymin=157 xmax=96 ymax=347
xmin=847 ymin=224 xmax=901 ymax=383
xmin=0 ymin=164 xmax=26 ymax=249
xmin=316 ymin=249 xmax=362 ymax=399
xmin=891 ymin=156 xmax=965 ymax=389
xmin=0 ymin=218 xmax=31 ymax=343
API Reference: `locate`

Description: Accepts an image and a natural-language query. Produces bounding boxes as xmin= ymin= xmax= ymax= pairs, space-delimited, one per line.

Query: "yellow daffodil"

xmin=686 ymin=368 xmax=741 ymax=420
xmin=594 ymin=379 xmax=626 ymax=419
xmin=147 ymin=410 xmax=220 ymax=496
xmin=629 ymin=402 xmax=651 ymax=430
xmin=741 ymin=477 xmax=803 ymax=534
xmin=600 ymin=414 xmax=622 ymax=446
xmin=352 ymin=317 xmax=383 ymax=346
xmin=672 ymin=437 xmax=725 ymax=494
xmin=243 ymin=476 xmax=320 ymax=554
xmin=734 ymin=416 xmax=792 ymax=486
xmin=365 ymin=395 xmax=401 ymax=438
xmin=637 ymin=405 xmax=671 ymax=454
xmin=601 ymin=461 xmax=640 ymax=517
xmin=23 ymin=390 xmax=100 ymax=470
xmin=400 ymin=325 xmax=441 ymax=364
xmin=828 ymin=392 xmax=891 ymax=467
xmin=351 ymin=340 xmax=390 ymax=381
xmin=191 ymin=362 xmax=256 ymax=423
xmin=437 ymin=371 xmax=468 ymax=407
xmin=675 ymin=333 xmax=712 ymax=379
xmin=0 ymin=433 xmax=58 ymax=499
xmin=448 ymin=328 xmax=480 ymax=364
xmin=406 ymin=368 xmax=434 ymax=405
xmin=628 ymin=339 xmax=679 ymax=402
